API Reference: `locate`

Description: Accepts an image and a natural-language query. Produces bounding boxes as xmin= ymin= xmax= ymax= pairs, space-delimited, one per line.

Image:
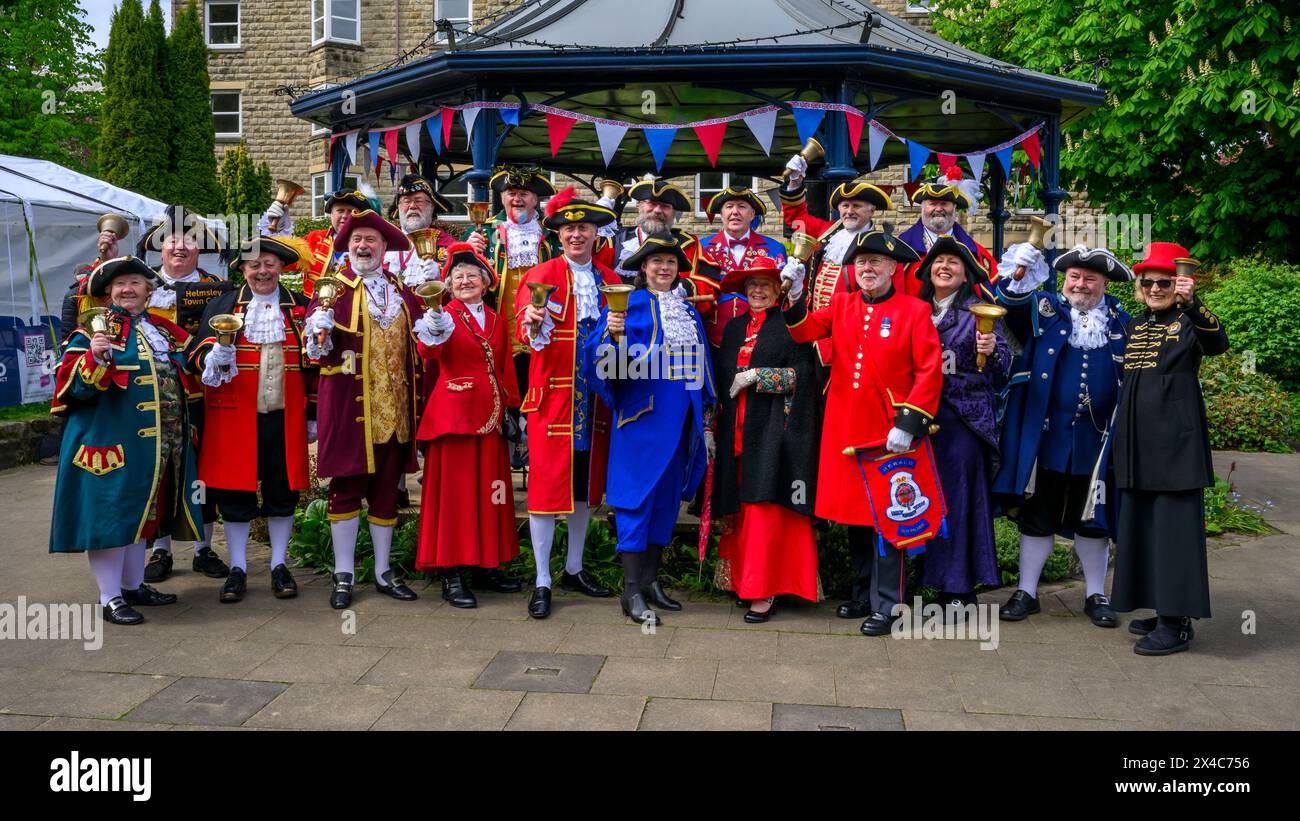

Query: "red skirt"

xmin=719 ymin=501 xmax=818 ymax=601
xmin=416 ymin=433 xmax=520 ymax=570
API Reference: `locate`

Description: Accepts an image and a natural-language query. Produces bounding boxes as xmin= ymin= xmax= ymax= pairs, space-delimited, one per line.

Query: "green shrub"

xmin=1204 ymin=471 xmax=1271 ymax=537
xmin=1202 ymin=257 xmax=1300 ymax=387
xmin=1201 ymin=352 xmax=1294 ymax=453
xmin=293 ymin=217 xmax=329 ymax=237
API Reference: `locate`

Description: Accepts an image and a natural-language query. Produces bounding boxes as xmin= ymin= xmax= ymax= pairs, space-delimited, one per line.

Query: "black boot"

xmin=619 ymin=552 xmax=660 ymax=626
xmin=643 ymin=545 xmax=682 ymax=611
xmin=1135 ymin=615 xmax=1194 ymax=656
xmin=441 ymin=568 xmax=478 ymax=608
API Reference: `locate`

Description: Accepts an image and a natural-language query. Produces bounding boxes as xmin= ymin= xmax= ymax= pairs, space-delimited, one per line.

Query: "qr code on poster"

xmin=24 ymin=335 xmax=45 ymax=367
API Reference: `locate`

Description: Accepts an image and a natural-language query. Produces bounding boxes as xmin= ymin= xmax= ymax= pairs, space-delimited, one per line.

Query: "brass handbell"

xmin=598 ymin=283 xmax=636 ymax=341
xmin=79 ymin=306 xmax=110 ymax=335
xmin=97 ymin=213 xmax=130 ymax=257
xmin=783 ymin=231 xmax=821 ymax=294
xmin=414 ymin=280 xmax=447 ymax=312
xmin=465 ymin=199 xmax=492 ymax=235
xmin=209 ymin=313 xmax=244 ymax=346
xmin=968 ymin=303 xmax=1007 ymax=372
xmin=407 ymin=228 xmax=439 ymax=261
xmin=1012 ymin=216 xmax=1054 ymax=281
xmin=313 ymin=276 xmax=342 ymax=347
xmin=269 ymin=179 xmax=306 ymax=231
xmin=782 ymin=137 xmax=825 ymax=180
xmin=598 ymin=179 xmax=625 ymax=200
xmin=1172 ymin=257 xmax=1200 ymax=307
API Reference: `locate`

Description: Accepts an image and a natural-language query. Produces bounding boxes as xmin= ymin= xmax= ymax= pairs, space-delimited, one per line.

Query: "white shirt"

xmin=656 ymin=289 xmax=699 ymax=347
xmin=1069 ymin=302 xmax=1112 ymax=350
xmin=568 ymin=256 xmax=600 ymax=323
xmin=464 ymin=300 xmax=486 ymax=331
xmin=504 ymin=213 xmax=544 ymax=270
xmin=824 ymin=223 xmax=870 ymax=269
xmin=244 ymin=290 xmax=286 ymax=344
xmin=723 ymin=231 xmax=752 ymax=265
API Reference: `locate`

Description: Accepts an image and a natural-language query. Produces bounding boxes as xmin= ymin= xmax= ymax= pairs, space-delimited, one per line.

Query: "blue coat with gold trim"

xmin=49 ymin=309 xmax=203 ymax=552
xmin=586 ymin=288 xmax=716 ymax=510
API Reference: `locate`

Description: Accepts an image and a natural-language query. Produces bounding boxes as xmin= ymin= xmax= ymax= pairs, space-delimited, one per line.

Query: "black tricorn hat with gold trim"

xmin=911 ymin=180 xmax=974 ymax=210
xmin=490 ymin=165 xmax=556 ymax=198
xmin=88 ymin=256 xmax=163 ymax=297
xmin=839 ymin=223 xmax=920 ymax=266
xmin=542 ymin=186 xmax=617 ymax=230
xmin=830 ymin=179 xmax=894 ymax=212
xmin=628 ymin=177 xmax=691 ymax=213
xmin=137 ymin=204 xmax=224 ymax=257
xmin=387 ymin=174 xmax=454 ymax=219
xmin=227 ymin=236 xmax=302 ymax=275
xmin=324 ymin=189 xmax=370 ymax=213
xmin=706 ymin=186 xmax=767 ymax=217
xmin=914 ymin=234 xmax=991 ymax=286
xmin=621 ymin=231 xmax=692 ymax=274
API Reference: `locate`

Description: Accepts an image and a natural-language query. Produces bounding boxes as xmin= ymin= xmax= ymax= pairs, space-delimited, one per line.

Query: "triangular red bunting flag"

xmin=902 ymin=181 xmax=921 ymax=202
xmin=693 ymin=121 xmax=728 ymax=168
xmin=844 ymin=111 xmax=865 ymax=156
xmin=327 ymin=136 xmax=336 ymax=169
xmin=1022 ymin=132 xmax=1041 ymax=169
xmin=877 ymin=184 xmax=895 ymax=197
xmin=374 ymin=155 xmax=383 ymax=179
xmin=936 ymin=153 xmax=958 ymax=173
xmin=383 ymin=130 xmax=400 ymax=169
xmin=441 ymin=108 xmax=455 ymax=150
xmin=546 ymin=113 xmax=577 ymax=157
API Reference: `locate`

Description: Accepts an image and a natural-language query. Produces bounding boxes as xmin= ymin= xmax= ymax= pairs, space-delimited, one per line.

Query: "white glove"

xmin=413 ymin=310 xmax=454 ymax=346
xmin=729 ymin=368 xmax=759 ymax=399
xmin=307 ymin=420 xmax=318 ymax=444
xmin=266 ymin=201 xmax=286 ymax=220
xmin=704 ymin=429 xmax=716 ymax=461
xmin=208 ymin=342 xmax=236 ymax=368
xmin=998 ymin=242 xmax=1050 ymax=294
xmin=595 ymin=196 xmax=618 ymax=239
xmin=780 ymin=259 xmax=806 ymax=302
xmin=306 ymin=308 xmax=335 ymax=336
xmin=886 ymin=426 xmax=914 ymax=454
xmin=402 ymin=258 xmax=440 ymax=287
xmin=596 ymin=196 xmax=617 ymax=210
xmin=784 ymin=154 xmax=808 ymax=187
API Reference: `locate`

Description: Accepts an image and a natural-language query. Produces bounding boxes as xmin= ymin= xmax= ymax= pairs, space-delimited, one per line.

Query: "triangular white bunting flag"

xmin=594 ymin=120 xmax=629 ymax=167
xmin=742 ymin=108 xmax=778 ymax=156
xmin=405 ymin=123 xmax=422 ymax=164
xmin=965 ymin=152 xmax=986 ymax=182
xmin=344 ymin=131 xmax=359 ymax=166
xmin=462 ymin=106 xmax=481 ymax=142
xmin=868 ymin=124 xmax=887 ymax=170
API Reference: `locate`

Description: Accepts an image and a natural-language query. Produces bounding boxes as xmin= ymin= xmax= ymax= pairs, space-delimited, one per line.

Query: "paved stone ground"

xmin=1 ymin=451 xmax=1296 ymax=731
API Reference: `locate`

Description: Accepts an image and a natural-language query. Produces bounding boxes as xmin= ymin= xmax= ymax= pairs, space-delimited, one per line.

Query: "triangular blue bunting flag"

xmin=500 ymin=106 xmax=520 ymax=126
xmin=644 ymin=128 xmax=677 ymax=171
xmin=791 ymin=106 xmax=826 ymax=147
xmin=367 ymin=131 xmax=381 ymax=173
xmin=906 ymin=139 xmax=931 ymax=181
xmin=427 ymin=115 xmax=443 ymax=155
xmin=993 ymin=145 xmax=1015 ymax=177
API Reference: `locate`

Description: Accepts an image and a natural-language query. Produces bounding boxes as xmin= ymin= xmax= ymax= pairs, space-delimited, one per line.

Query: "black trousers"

xmin=210 ymin=411 xmax=300 ymax=522
xmin=846 ymin=525 xmax=906 ymax=617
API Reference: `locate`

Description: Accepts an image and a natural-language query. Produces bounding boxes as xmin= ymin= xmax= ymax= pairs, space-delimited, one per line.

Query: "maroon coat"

xmin=308 ymin=266 xmax=425 ymax=478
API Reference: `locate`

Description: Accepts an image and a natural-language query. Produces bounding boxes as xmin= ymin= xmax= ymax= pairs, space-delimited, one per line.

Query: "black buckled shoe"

xmin=121 ymin=583 xmax=178 ymax=606
xmin=527 ymin=586 xmax=552 ymax=619
xmin=1134 ymin=617 xmax=1194 ymax=656
xmin=743 ymin=597 xmax=777 ymax=624
xmin=143 ymin=549 xmax=172 ymax=583
xmin=836 ymin=600 xmax=870 ymax=619
xmin=476 ymin=568 xmax=522 ymax=594
xmin=330 ymin=572 xmax=354 ymax=610
xmin=103 ymin=596 xmax=144 ymax=626
xmin=271 ymin=564 xmax=297 ymax=599
xmin=621 ymin=590 xmax=661 ymax=626
xmin=644 ymin=580 xmax=682 ymax=611
xmin=375 ymin=569 xmax=418 ymax=601
xmin=859 ymin=610 xmax=898 ymax=637
xmin=219 ymin=567 xmax=246 ymax=603
xmin=1083 ymin=593 xmax=1118 ymax=628
xmin=441 ymin=571 xmax=478 ymax=608
xmin=1128 ymin=616 xmax=1159 ymax=636
xmin=998 ymin=590 xmax=1041 ymax=621
xmin=559 ymin=569 xmax=613 ymax=598
xmin=192 ymin=547 xmax=230 ymax=579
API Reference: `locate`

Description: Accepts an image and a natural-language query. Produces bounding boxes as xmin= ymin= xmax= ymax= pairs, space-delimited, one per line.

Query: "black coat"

xmin=712 ymin=307 xmax=821 ymax=517
xmin=1112 ymin=295 xmax=1229 ymax=492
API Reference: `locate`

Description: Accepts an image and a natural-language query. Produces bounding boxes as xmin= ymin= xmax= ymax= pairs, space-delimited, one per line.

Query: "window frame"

xmin=211 ymin=90 xmax=242 ymax=140
xmin=204 ymin=0 xmax=241 ymax=49
xmin=433 ymin=0 xmax=473 ymax=42
xmin=694 ymin=172 xmax=762 ymax=218
xmin=312 ymin=0 xmax=361 ymax=47
xmin=311 ymin=173 xmax=362 ymax=219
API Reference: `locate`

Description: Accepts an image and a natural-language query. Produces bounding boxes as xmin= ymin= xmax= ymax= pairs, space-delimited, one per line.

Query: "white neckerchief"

xmin=504 ymin=213 xmax=544 ymax=269
xmin=824 ymin=223 xmax=868 ymax=269
xmin=359 ymin=269 xmax=402 ymax=329
xmin=464 ymin=300 xmax=486 ymax=331
xmin=149 ymin=269 xmax=200 ymax=310
xmin=244 ymin=290 xmax=286 ymax=344
xmin=1068 ymin=301 xmax=1111 ymax=350
xmin=136 ymin=314 xmax=171 ymax=355
xmin=656 ymin=289 xmax=699 ymax=347
xmin=931 ymin=292 xmax=958 ymax=327
xmin=568 ymin=256 xmax=599 ymax=322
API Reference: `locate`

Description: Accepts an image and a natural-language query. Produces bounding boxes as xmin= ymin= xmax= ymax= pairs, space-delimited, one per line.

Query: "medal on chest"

xmin=880 ymin=317 xmax=892 ymax=338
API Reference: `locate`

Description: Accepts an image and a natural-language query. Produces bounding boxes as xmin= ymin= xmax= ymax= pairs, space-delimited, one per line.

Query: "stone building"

xmin=187 ymin=0 xmax=1101 ymax=245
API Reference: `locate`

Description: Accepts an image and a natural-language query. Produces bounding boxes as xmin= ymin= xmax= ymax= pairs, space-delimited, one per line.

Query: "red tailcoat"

xmin=308 ymin=267 xmax=425 ymax=479
xmin=700 ymin=231 xmax=787 ymax=347
xmin=514 ymin=256 xmax=619 ymax=514
xmin=301 ymin=228 xmax=338 ymax=299
xmin=190 ymin=286 xmax=317 ymax=492
xmin=416 ymin=299 xmax=520 ymax=440
xmin=786 ymin=289 xmax=943 ymax=525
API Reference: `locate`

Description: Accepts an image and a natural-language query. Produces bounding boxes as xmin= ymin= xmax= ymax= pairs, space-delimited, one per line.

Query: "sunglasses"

xmin=1139 ymin=278 xmax=1174 ymax=291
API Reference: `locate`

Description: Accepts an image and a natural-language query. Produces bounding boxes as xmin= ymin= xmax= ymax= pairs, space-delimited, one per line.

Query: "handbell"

xmin=527 ymin=280 xmax=557 ymax=310
xmin=1012 ymin=216 xmax=1054 ymax=281
xmin=968 ymin=303 xmax=1007 ymax=373
xmin=598 ymin=179 xmax=625 ymax=200
xmin=209 ymin=313 xmax=245 ymax=347
xmin=782 ymin=137 xmax=825 ymax=180
xmin=1172 ymin=257 xmax=1200 ymax=308
xmin=465 ymin=199 xmax=492 ymax=230
xmin=414 ymin=280 xmax=447 ymax=312
xmin=79 ymin=306 xmax=110 ymax=335
xmin=269 ymin=179 xmax=305 ymax=232
xmin=97 ymin=213 xmax=131 ymax=257
xmin=313 ymin=276 xmax=342 ymax=346
xmin=598 ymin=283 xmax=636 ymax=341
xmin=407 ymin=228 xmax=439 ymax=261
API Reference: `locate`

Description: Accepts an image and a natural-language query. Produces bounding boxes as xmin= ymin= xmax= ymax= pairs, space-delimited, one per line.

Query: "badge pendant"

xmin=880 ymin=317 xmax=892 ymax=338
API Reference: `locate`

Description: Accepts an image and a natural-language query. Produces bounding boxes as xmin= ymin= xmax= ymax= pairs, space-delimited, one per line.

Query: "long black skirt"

xmin=1111 ymin=488 xmax=1211 ymax=618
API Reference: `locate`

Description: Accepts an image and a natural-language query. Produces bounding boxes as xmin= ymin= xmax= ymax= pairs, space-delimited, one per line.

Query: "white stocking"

xmin=267 ymin=516 xmax=293 ymax=569
xmin=88 ymin=547 xmax=127 ymax=606
xmin=224 ymin=521 xmax=251 ymax=571
xmin=331 ymin=517 xmax=360 ymax=577
xmin=1017 ymin=534 xmax=1054 ymax=598
xmin=1073 ymin=536 xmax=1111 ymax=598
xmin=529 ymin=514 xmax=556 ymax=588
xmin=120 ymin=540 xmax=147 ymax=590
xmin=564 ymin=502 xmax=591 ymax=576
xmin=370 ymin=523 xmax=393 ymax=579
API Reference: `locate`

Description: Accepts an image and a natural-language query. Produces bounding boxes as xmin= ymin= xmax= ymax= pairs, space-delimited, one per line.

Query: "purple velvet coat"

xmin=935 ymin=295 xmax=1009 ymax=448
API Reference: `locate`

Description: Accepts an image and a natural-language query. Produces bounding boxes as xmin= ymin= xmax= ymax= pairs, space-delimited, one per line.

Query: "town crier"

xmin=384 ymin=173 xmax=457 ymax=287
xmin=136 ymin=205 xmax=232 ymax=585
xmin=896 ymin=171 xmax=997 ymax=298
xmin=305 ymin=209 xmax=424 ymax=610
xmin=777 ymin=165 xmax=894 ymax=366
xmin=188 ymin=236 xmax=317 ymax=604
xmin=515 ymin=187 xmax=621 ymax=618
xmin=699 ymin=186 xmax=787 ymax=348
xmin=782 ymin=225 xmax=941 ymax=636
xmin=263 ymin=189 xmax=369 ymax=298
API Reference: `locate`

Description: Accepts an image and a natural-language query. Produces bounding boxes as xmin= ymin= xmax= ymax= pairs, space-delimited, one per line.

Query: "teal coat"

xmin=49 ymin=310 xmax=202 ymax=552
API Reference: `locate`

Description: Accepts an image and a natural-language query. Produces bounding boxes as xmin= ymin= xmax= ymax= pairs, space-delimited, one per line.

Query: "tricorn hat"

xmin=829 ymin=180 xmax=894 ymax=212
xmin=137 ymin=204 xmax=224 ymax=257
xmin=706 ymin=186 xmax=767 ymax=217
xmin=490 ymin=165 xmax=556 ymax=198
xmin=840 ymin=223 xmax=921 ymax=266
xmin=720 ymin=255 xmax=782 ymax=294
xmin=1057 ymin=245 xmax=1135 ymax=282
xmin=621 ymin=231 xmax=692 ymax=275
xmin=334 ymin=209 xmax=410 ymax=253
xmin=914 ymin=235 xmax=991 ymax=286
xmin=628 ymin=177 xmax=691 ymax=213
xmin=442 ymin=241 xmax=497 ymax=289
xmin=227 ymin=236 xmax=302 ymax=275
xmin=88 ymin=256 xmax=163 ymax=297
xmin=542 ymin=186 xmax=617 ymax=230
xmin=387 ymin=174 xmax=453 ymax=219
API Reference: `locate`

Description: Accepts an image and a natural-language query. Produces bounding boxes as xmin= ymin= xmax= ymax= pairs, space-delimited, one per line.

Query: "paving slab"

xmin=772 ymin=702 xmax=903 ymax=731
xmin=124 ymin=676 xmax=288 ymax=727
xmin=474 ymin=650 xmax=605 ymax=694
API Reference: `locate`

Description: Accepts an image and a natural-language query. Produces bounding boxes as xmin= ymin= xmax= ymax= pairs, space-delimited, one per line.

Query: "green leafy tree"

xmin=164 ymin=0 xmax=221 ymax=213
xmin=98 ymin=0 xmax=169 ymax=199
xmin=0 ymin=0 xmax=104 ymax=171
xmin=932 ymin=0 xmax=1300 ymax=262
xmin=254 ymin=159 xmax=274 ymax=216
xmin=218 ymin=140 xmax=269 ymax=247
